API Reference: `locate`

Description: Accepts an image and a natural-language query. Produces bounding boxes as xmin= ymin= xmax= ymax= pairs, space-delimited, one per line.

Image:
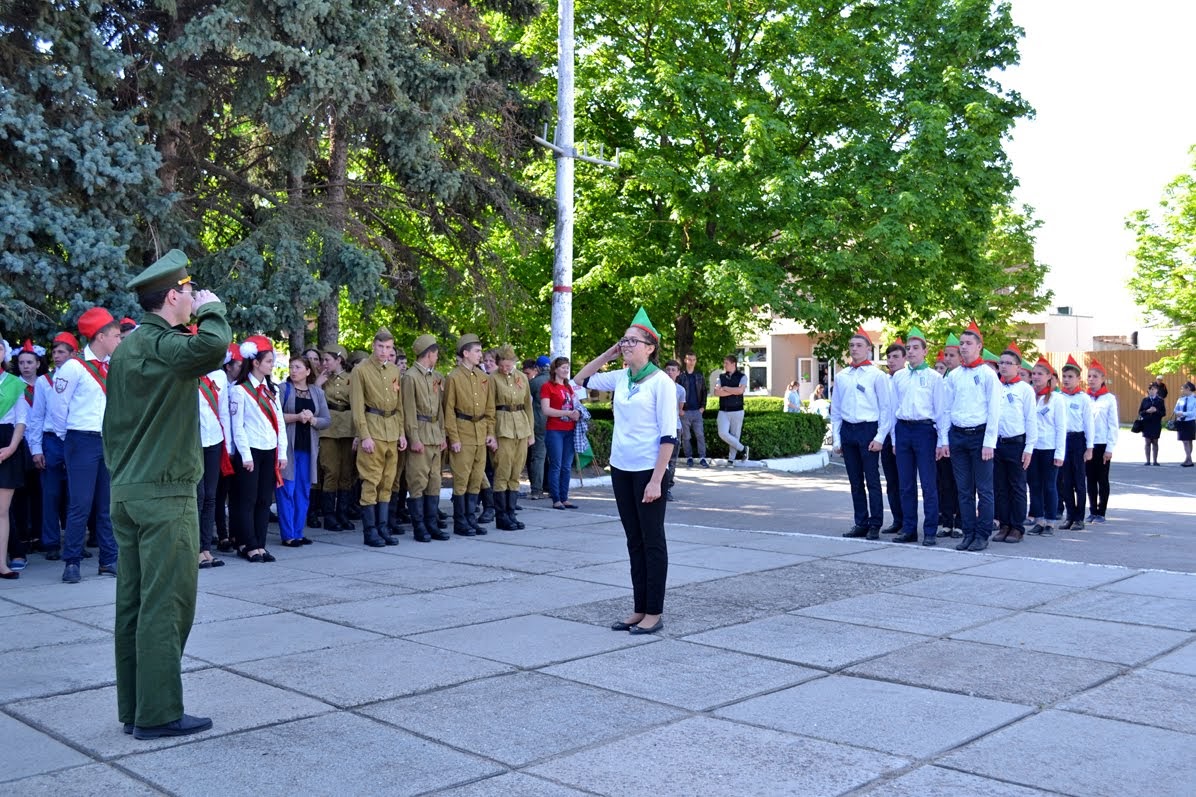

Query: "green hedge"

xmin=585 ymin=412 xmax=826 ymax=467
xmin=586 ymin=395 xmax=784 ymax=420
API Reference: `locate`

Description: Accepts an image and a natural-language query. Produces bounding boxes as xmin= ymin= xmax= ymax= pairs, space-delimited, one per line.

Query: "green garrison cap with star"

xmin=630 ymin=307 xmax=660 ymax=342
xmin=126 ymin=249 xmax=192 ymax=294
xmin=906 ymin=326 xmax=927 ymax=344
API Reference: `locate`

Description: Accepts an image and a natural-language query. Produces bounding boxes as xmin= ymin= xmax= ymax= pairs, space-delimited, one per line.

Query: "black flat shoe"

xmin=247 ymin=553 xmax=264 ymax=563
xmin=610 ymin=619 xmax=643 ymax=631
xmin=629 ymin=620 xmax=664 ymax=635
xmin=0 ymin=571 xmax=18 ymax=580
xmin=261 ymin=550 xmax=276 ymax=562
xmin=280 ymin=540 xmax=303 ymax=548
xmin=133 ymin=713 xmax=213 ymax=740
xmin=298 ymin=537 xmax=313 ymax=545
xmin=209 ymin=558 xmax=225 ymax=568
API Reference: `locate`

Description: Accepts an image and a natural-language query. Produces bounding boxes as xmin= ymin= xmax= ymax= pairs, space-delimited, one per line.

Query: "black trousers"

xmin=233 ymin=448 xmax=276 ymax=550
xmin=937 ymin=456 xmax=960 ymax=528
xmin=1086 ymin=443 xmax=1110 ymax=517
xmin=611 ymin=466 xmax=668 ymax=615
xmin=994 ymin=437 xmax=1028 ymax=532
xmin=197 ymin=444 xmax=223 ymax=553
xmin=1060 ymin=432 xmax=1087 ymax=522
xmin=881 ymin=434 xmax=902 ymax=526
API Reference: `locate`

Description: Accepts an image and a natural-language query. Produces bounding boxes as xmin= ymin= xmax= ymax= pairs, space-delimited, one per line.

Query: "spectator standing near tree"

xmin=714 ymin=354 xmax=748 ymax=464
xmin=678 ymin=352 xmax=708 ymax=467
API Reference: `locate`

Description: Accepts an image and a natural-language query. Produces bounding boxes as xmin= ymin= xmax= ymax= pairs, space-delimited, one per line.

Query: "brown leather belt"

xmin=366 ymin=407 xmax=397 ymax=418
xmin=495 ymin=405 xmax=520 ymax=412
xmin=455 ymin=411 xmax=481 ymax=421
xmin=416 ymin=414 xmax=435 ymax=422
xmin=327 ymin=401 xmax=350 ymax=411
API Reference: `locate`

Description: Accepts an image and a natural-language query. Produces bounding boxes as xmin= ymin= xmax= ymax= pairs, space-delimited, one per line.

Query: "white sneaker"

xmin=743 ymin=446 xmax=750 ymax=461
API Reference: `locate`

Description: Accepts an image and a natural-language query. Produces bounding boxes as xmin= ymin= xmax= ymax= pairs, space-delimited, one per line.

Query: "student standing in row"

xmin=1085 ymin=360 xmax=1118 ymax=522
xmin=834 ymin=329 xmax=892 ymax=540
xmin=229 ymin=336 xmax=287 ymax=562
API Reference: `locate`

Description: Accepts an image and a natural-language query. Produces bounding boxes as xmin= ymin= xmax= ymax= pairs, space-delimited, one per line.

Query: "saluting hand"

xmin=193 ymin=289 xmax=219 ymax=309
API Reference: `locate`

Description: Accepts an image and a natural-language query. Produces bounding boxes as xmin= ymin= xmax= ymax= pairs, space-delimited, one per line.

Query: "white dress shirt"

xmin=52 ymin=345 xmax=109 ymax=433
xmin=0 ymin=373 xmax=29 ymax=427
xmin=830 ymin=363 xmax=893 ymax=447
xmin=940 ymin=363 xmax=1003 ymax=448
xmin=997 ymin=378 xmax=1038 ymax=455
xmin=24 ymin=374 xmax=57 ymax=455
xmin=229 ymin=374 xmax=287 ymax=459
xmin=1089 ymin=391 xmax=1119 ymax=452
xmin=198 ymin=368 xmax=232 ymax=449
xmin=891 ymin=364 xmax=946 ymax=426
xmin=1060 ymin=389 xmax=1094 ymax=448
xmin=585 ymin=369 xmax=678 ymax=471
xmin=1034 ymin=392 xmax=1067 ymax=462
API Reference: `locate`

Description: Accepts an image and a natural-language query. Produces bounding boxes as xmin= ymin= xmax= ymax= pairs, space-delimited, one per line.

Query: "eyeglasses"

xmin=618 ymin=337 xmax=651 ymax=348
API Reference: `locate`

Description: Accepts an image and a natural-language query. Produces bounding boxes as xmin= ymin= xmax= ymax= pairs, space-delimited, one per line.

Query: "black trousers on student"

xmin=611 ymin=466 xmax=668 ymax=615
xmin=1086 ymin=443 xmax=1111 ymax=517
xmin=233 ymin=448 xmax=276 ymax=550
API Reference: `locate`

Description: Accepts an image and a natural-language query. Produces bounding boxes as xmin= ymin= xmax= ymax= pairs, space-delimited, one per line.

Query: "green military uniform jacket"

xmin=319 ymin=370 xmax=354 ymax=439
xmin=490 ymin=370 xmax=533 ymax=440
xmin=443 ymin=364 xmax=495 ymax=445
xmin=350 ymin=356 xmax=404 ymax=443
xmin=402 ymin=362 xmax=445 ymax=446
xmin=102 ymin=303 xmax=232 ymax=502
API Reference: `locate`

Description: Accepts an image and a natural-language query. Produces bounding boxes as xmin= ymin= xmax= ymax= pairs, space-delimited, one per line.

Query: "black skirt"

xmin=1177 ymin=419 xmax=1196 ymax=443
xmin=0 ymin=424 xmax=24 ymax=489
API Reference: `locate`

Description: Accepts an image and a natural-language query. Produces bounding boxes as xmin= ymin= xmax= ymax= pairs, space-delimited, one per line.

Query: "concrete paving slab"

xmin=269 ymin=548 xmax=408 ymax=576
xmin=552 ymin=559 xmax=729 ymax=588
xmin=0 ymin=713 xmax=91 ymax=783
xmin=345 ymin=561 xmax=514 ymax=591
xmin=0 ymin=763 xmax=163 ymax=795
xmin=486 ymin=528 xmax=702 ymax=556
xmin=527 ymin=715 xmax=909 ymax=797
xmin=865 ymin=765 xmax=1056 ymax=796
xmin=938 ymin=709 xmax=1196 ymax=797
xmin=406 ymin=614 xmax=653 ymax=668
xmin=883 ymin=572 xmax=1080 ymax=609
xmin=686 ymin=615 xmax=926 ymax=670
xmin=669 ymin=545 xmax=814 ymax=573
xmin=660 ymin=525 xmax=772 ymax=546
xmin=8 ymin=667 xmax=332 ymax=759
xmin=951 ymin=612 xmax=1192 ymax=665
xmin=958 ymin=557 xmax=1135 ymax=588
xmin=361 ymin=671 xmax=684 ymax=767
xmin=60 ymin=590 xmax=282 ymax=633
xmin=118 ymin=712 xmax=501 ymax=797
xmin=0 ymin=577 xmax=117 ymax=612
xmin=395 ymin=540 xmax=623 ymax=574
xmin=549 ymin=591 xmax=763 ymax=637
xmin=844 ymin=639 xmax=1124 ymax=706
xmin=1098 ymin=569 xmax=1196 ymax=600
xmin=183 ymin=611 xmax=382 ymax=665
xmin=433 ymin=574 xmax=629 ymax=614
xmin=435 ymin=772 xmax=590 ymax=796
xmin=794 ymin=593 xmax=1013 ymax=636
xmin=0 ymin=638 xmax=122 ymax=703
xmin=1148 ymin=639 xmax=1196 ymax=676
xmin=1059 ymin=669 xmax=1196 ymax=734
xmin=191 ymin=557 xmax=312 ymax=586
xmin=543 ymin=638 xmax=821 ymax=710
xmin=304 ymin=591 xmax=525 ymax=636
xmin=0 ymin=597 xmax=33 ymax=618
xmin=1033 ymin=589 xmax=1196 ymax=631
xmin=230 ymin=637 xmax=515 ymax=708
xmin=201 ymin=574 xmax=411 ymax=611
xmin=715 ymin=675 xmax=1031 ymax=757
xmin=728 ymin=533 xmax=878 ymax=558
xmin=833 ymin=546 xmax=1000 ymax=572
xmin=0 ymin=612 xmax=109 ymax=653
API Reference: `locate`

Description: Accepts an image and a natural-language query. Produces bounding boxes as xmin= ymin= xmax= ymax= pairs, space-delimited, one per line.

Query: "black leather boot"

xmin=466 ymin=493 xmax=487 ymax=535
xmin=478 ymin=488 xmax=496 ymax=524
xmin=452 ymin=494 xmax=475 ymax=536
xmin=336 ymin=490 xmax=356 ymax=531
xmin=425 ymin=496 xmax=450 ymax=540
xmin=361 ymin=505 xmax=385 ymax=548
xmin=495 ymin=491 xmax=518 ymax=531
xmin=388 ymin=496 xmax=406 ymax=535
xmin=347 ymin=482 xmax=363 ymax=520
xmin=307 ymin=488 xmax=322 ymax=529
xmin=508 ymin=492 xmax=526 ymax=529
xmin=436 ymin=507 xmax=448 ymax=529
xmin=407 ymin=497 xmax=430 ymax=542
xmin=376 ymin=502 xmax=398 ymax=546
xmin=321 ymin=491 xmax=342 ymax=531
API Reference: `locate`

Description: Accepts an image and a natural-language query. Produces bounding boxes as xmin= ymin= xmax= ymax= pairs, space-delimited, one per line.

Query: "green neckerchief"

xmin=627 ymin=362 xmax=660 ymax=391
xmin=908 ymin=362 xmax=930 ymax=372
xmin=0 ymin=372 xmax=26 ymax=419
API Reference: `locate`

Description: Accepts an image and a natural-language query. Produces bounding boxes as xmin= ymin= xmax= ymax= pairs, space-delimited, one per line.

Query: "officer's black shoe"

xmin=376 ymin=502 xmax=398 ymax=546
xmin=407 ymin=498 xmax=431 ymax=542
xmin=336 ymin=491 xmax=356 ymax=531
xmin=452 ymin=495 xmax=475 ymax=536
xmin=360 ymin=505 xmax=386 ymax=548
xmin=478 ymin=488 xmax=496 ymax=524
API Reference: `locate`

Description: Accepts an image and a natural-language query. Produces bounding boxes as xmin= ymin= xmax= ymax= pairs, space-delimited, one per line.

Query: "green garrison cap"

xmin=456 ymin=333 xmax=481 ymax=353
xmin=630 ymin=307 xmax=660 ymax=342
xmin=126 ymin=249 xmax=191 ymax=293
xmin=413 ymin=334 xmax=438 ymax=357
xmin=944 ymin=332 xmax=961 ymax=349
xmin=1020 ymin=357 xmax=1035 ymax=371
xmin=906 ymin=326 xmax=927 ymax=344
xmin=982 ymin=348 xmax=999 ymax=363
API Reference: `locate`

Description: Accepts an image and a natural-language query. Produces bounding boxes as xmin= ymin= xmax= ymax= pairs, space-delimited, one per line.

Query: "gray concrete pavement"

xmin=1 ymin=452 xmax=1195 ymax=795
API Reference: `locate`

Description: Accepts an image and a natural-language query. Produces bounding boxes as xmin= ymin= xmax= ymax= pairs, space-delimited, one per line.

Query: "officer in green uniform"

xmin=104 ymin=250 xmax=231 ymax=739
xmin=490 ymin=344 xmax=534 ymax=530
xmin=444 ymin=334 xmax=495 ymax=536
xmin=349 ymin=328 xmax=406 ymax=547
xmin=317 ymin=344 xmax=356 ymax=531
xmin=402 ymin=335 xmax=449 ymax=542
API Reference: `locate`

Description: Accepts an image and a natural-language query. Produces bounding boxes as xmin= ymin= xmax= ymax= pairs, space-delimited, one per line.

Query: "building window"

xmin=746 ymin=364 xmax=769 ymax=393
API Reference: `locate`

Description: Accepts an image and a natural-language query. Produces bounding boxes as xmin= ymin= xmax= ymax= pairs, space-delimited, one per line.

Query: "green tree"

xmin=1128 ymin=145 xmax=1196 ymax=373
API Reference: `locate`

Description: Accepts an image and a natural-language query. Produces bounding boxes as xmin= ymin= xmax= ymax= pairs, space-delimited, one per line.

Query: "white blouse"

xmin=228 ymin=374 xmax=287 ymax=459
xmin=585 ymin=368 xmax=678 ymax=472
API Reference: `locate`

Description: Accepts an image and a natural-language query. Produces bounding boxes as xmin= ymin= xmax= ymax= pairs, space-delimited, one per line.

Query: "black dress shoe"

xmin=966 ymin=537 xmax=989 ymax=552
xmin=954 ymin=535 xmax=975 ymax=551
xmin=45 ymin=552 xmax=61 ymax=561
xmin=610 ymin=619 xmax=642 ymax=631
xmin=123 ymin=723 xmax=133 ymax=734
xmin=260 ymin=550 xmax=276 ymax=562
xmin=921 ymin=537 xmax=937 ymax=547
xmin=628 ymin=620 xmax=664 ymax=635
xmin=1058 ymin=519 xmax=1074 ymax=530
xmin=892 ymin=532 xmax=918 ymax=543
xmin=1071 ymin=521 xmax=1085 ymax=530
xmin=880 ymin=523 xmax=902 ymax=534
xmin=842 ymin=526 xmax=869 ymax=538
xmin=133 ymin=713 xmax=213 ymax=740
xmin=866 ymin=528 xmax=880 ymax=540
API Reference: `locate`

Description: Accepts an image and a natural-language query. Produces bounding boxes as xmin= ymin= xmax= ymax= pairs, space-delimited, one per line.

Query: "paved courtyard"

xmin=2 ymin=462 xmax=1196 ymax=796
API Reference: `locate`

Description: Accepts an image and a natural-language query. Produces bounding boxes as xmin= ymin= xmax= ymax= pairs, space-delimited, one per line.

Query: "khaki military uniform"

xmin=318 ymin=370 xmax=355 ymax=491
xmin=350 ymin=356 xmax=404 ymax=505
xmin=491 ymin=370 xmax=534 ymax=492
xmin=403 ymin=363 xmax=445 ymax=497
xmin=443 ymin=364 xmax=495 ymax=495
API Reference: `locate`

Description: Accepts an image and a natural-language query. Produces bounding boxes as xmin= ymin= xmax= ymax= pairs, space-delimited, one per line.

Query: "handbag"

xmin=1166 ymin=417 xmax=1177 ymax=432
xmin=1131 ymin=416 xmax=1143 ymax=434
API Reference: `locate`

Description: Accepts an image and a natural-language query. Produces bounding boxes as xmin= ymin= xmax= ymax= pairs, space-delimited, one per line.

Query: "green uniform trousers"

xmin=357 ymin=443 xmax=398 ymax=505
xmin=494 ymin=437 xmax=527 ymax=492
xmin=319 ymin=437 xmax=355 ymax=492
xmin=450 ymin=441 xmax=487 ymax=495
xmin=406 ymin=445 xmax=442 ymax=497
xmin=112 ymin=496 xmax=199 ymax=728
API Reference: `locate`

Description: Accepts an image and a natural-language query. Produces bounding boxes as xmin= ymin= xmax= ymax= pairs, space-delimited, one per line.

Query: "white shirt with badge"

xmin=23 ymin=374 xmax=57 ymax=455
xmin=830 ymin=363 xmax=893 ymax=447
xmin=997 ymin=378 xmax=1038 ymax=455
xmin=1089 ymin=391 xmax=1119 ymax=452
xmin=228 ymin=374 xmax=287 ymax=459
xmin=198 ymin=368 xmax=231 ymax=449
xmin=51 ymin=345 xmax=109 ymax=434
xmin=585 ymin=368 xmax=677 ymax=472
xmin=1034 ymin=392 xmax=1067 ymax=462
xmin=891 ymin=365 xmax=946 ymax=426
xmin=1060 ymin=389 xmax=1094 ymax=448
xmin=940 ymin=363 xmax=1002 ymax=449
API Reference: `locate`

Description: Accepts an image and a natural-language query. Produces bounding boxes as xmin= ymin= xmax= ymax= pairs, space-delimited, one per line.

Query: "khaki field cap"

xmin=413 ymin=334 xmax=438 ymax=357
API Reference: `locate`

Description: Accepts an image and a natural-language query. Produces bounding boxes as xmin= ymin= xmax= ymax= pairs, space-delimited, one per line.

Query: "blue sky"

xmin=1004 ymin=0 xmax=1196 ymax=334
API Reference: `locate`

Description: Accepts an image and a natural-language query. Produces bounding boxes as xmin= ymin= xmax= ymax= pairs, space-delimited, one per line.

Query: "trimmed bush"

xmin=586 ymin=395 xmax=784 ymax=420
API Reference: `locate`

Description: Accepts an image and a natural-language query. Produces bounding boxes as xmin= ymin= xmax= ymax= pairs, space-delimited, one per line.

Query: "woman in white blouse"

xmin=574 ymin=309 xmax=677 ymax=636
xmin=228 ymin=336 xmax=287 ymax=562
